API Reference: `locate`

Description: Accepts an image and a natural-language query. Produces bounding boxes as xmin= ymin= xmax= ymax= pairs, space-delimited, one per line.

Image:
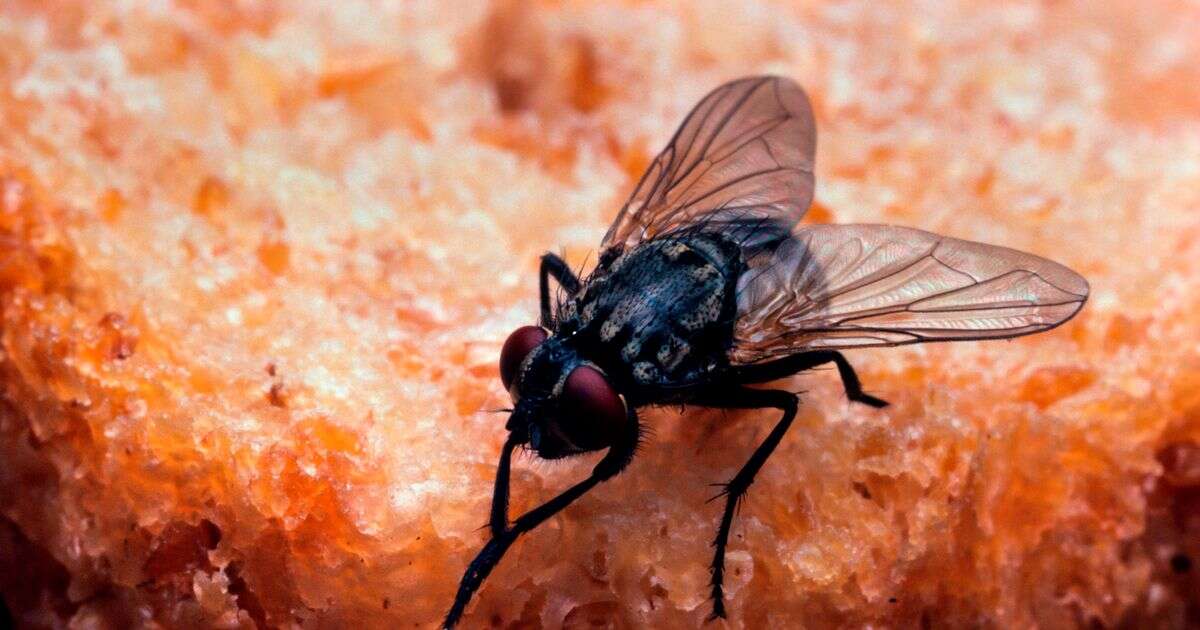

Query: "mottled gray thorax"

xmin=555 ymin=233 xmax=744 ymax=395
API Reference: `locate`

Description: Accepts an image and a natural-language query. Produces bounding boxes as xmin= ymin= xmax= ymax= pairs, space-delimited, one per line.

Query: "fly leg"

xmin=443 ymin=407 xmax=639 ymax=629
xmin=692 ymin=387 xmax=798 ymax=619
xmin=487 ymin=434 xmax=520 ymax=537
xmin=732 ymin=350 xmax=889 ymax=408
xmin=539 ymin=253 xmax=582 ymax=327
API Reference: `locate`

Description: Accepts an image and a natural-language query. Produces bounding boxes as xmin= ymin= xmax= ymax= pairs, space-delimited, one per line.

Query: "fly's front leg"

xmin=732 ymin=350 xmax=889 ymax=408
xmin=539 ymin=253 xmax=582 ymax=327
xmin=443 ymin=407 xmax=640 ymax=629
xmin=693 ymin=387 xmax=799 ymax=620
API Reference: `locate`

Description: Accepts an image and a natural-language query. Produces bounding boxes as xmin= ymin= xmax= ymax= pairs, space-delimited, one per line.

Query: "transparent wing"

xmin=730 ymin=224 xmax=1090 ymax=364
xmin=602 ymin=75 xmax=816 ymax=254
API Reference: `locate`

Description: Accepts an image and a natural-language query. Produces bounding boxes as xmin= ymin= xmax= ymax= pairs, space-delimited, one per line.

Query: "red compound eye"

xmin=499 ymin=326 xmax=548 ymax=389
xmin=560 ymin=365 xmax=627 ymax=450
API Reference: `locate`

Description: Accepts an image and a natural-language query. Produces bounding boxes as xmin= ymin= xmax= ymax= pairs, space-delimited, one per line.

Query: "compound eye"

xmin=499 ymin=326 xmax=548 ymax=389
xmin=560 ymin=365 xmax=627 ymax=450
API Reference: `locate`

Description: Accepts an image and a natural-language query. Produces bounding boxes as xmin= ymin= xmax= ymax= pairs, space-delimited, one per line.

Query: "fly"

xmin=443 ymin=75 xmax=1089 ymax=627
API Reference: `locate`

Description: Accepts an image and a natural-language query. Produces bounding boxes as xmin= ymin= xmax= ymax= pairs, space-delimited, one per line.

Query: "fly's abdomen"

xmin=568 ymin=233 xmax=743 ymax=389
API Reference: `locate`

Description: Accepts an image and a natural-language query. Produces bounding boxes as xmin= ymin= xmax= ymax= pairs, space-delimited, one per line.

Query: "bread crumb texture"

xmin=2 ymin=1 xmax=1199 ymax=628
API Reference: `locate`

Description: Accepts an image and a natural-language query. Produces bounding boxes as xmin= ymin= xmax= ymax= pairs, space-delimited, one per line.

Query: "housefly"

xmin=443 ymin=75 xmax=1089 ymax=627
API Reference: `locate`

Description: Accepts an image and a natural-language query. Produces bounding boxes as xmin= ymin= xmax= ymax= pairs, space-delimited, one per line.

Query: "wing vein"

xmin=730 ymin=224 xmax=1090 ymax=363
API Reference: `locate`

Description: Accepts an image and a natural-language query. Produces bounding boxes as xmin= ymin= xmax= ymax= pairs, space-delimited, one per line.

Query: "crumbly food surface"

xmin=1 ymin=1 xmax=1199 ymax=628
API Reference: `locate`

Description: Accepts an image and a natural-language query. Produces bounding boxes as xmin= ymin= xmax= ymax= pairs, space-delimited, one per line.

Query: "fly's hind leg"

xmin=732 ymin=350 xmax=889 ymax=408
xmin=539 ymin=253 xmax=582 ymax=327
xmin=692 ymin=387 xmax=799 ymax=620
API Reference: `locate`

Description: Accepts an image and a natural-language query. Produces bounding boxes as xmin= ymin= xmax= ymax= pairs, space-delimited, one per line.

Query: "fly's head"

xmin=498 ymin=326 xmax=628 ymax=459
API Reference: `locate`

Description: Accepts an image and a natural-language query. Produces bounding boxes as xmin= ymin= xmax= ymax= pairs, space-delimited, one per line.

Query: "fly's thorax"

xmin=557 ymin=232 xmax=745 ymax=391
